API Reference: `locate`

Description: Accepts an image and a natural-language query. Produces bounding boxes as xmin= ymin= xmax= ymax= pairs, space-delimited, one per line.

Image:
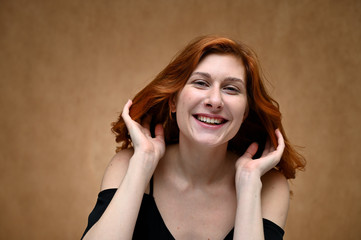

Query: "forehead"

xmin=194 ymin=54 xmax=245 ymax=78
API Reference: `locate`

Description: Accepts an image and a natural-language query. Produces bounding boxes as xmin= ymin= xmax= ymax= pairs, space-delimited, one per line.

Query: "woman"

xmin=81 ymin=36 xmax=305 ymax=240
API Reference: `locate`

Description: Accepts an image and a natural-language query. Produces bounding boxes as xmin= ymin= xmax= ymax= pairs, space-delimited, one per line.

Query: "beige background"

xmin=1 ymin=0 xmax=360 ymax=239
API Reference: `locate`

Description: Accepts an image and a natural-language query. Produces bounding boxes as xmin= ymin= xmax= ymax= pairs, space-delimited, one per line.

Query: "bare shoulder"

xmin=100 ymin=148 xmax=134 ymax=191
xmin=261 ymin=169 xmax=290 ymax=228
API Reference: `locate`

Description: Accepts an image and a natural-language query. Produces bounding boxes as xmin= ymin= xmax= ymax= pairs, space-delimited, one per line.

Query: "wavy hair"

xmin=112 ymin=36 xmax=305 ymax=179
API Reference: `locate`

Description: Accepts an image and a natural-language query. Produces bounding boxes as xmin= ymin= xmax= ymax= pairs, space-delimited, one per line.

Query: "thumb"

xmin=242 ymin=142 xmax=259 ymax=159
xmin=154 ymin=124 xmax=165 ymax=141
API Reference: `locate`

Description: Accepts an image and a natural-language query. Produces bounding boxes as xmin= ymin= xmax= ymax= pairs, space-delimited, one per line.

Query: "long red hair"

xmin=112 ymin=36 xmax=305 ymax=179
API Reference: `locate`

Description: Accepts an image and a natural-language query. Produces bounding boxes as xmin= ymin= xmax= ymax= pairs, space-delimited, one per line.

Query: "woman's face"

xmin=174 ymin=54 xmax=248 ymax=147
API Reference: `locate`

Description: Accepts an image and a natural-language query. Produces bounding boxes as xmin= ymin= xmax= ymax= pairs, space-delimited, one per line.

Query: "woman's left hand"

xmin=233 ymin=130 xmax=287 ymax=238
xmin=235 ymin=129 xmax=285 ymax=181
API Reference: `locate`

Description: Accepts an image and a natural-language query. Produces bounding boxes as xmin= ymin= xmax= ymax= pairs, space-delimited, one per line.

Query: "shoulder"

xmin=261 ymin=169 xmax=290 ymax=229
xmin=100 ymin=148 xmax=134 ymax=191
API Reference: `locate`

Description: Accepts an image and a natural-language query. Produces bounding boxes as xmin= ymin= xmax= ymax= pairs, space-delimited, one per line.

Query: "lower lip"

xmin=193 ymin=116 xmax=226 ymax=129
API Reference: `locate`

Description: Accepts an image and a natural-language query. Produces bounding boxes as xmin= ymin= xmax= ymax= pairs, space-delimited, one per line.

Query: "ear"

xmin=169 ymin=96 xmax=176 ymax=113
xmin=243 ymin=105 xmax=249 ymax=121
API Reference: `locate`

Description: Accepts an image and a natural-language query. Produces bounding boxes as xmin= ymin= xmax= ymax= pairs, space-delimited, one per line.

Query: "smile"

xmin=194 ymin=115 xmax=227 ymax=125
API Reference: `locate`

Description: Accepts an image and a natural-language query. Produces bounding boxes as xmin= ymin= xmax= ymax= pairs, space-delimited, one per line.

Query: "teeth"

xmin=197 ymin=116 xmax=223 ymax=125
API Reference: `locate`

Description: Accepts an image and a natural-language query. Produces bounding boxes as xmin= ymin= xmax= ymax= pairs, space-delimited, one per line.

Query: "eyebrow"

xmin=191 ymin=71 xmax=245 ymax=85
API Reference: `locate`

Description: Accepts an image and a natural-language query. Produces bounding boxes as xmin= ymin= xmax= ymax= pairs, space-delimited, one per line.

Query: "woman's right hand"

xmin=82 ymin=100 xmax=165 ymax=240
xmin=121 ymin=99 xmax=166 ymax=175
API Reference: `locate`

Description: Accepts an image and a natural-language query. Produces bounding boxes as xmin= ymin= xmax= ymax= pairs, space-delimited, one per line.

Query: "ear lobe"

xmin=169 ymin=97 xmax=176 ymax=113
xmin=243 ymin=106 xmax=249 ymax=121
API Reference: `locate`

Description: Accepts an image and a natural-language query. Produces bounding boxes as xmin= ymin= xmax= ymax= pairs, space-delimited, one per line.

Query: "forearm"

xmin=233 ymin=173 xmax=264 ymax=240
xmin=233 ymin=130 xmax=287 ymax=240
xmin=83 ymin=155 xmax=152 ymax=240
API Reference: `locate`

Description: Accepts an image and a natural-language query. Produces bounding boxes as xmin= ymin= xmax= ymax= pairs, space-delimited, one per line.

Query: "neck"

xmin=169 ymin=135 xmax=236 ymax=187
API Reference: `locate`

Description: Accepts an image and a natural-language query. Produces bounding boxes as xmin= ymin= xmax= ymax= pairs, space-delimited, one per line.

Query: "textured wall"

xmin=1 ymin=0 xmax=360 ymax=239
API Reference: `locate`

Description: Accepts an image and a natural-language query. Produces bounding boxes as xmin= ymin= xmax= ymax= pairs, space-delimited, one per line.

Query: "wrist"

xmin=237 ymin=169 xmax=262 ymax=181
xmin=235 ymin=172 xmax=262 ymax=199
xmin=122 ymin=164 xmax=151 ymax=193
xmin=127 ymin=152 xmax=157 ymax=180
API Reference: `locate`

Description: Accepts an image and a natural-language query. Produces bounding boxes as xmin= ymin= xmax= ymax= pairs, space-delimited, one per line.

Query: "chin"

xmin=190 ymin=134 xmax=230 ymax=148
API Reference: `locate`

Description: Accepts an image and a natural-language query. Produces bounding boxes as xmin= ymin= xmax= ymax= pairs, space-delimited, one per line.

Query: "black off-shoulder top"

xmin=81 ymin=178 xmax=284 ymax=239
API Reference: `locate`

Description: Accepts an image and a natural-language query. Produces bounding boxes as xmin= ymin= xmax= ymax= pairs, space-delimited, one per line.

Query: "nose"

xmin=204 ymin=87 xmax=224 ymax=110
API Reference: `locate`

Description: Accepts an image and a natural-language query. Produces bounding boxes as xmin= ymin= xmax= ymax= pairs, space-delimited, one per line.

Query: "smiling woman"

xmin=174 ymin=54 xmax=247 ymax=148
xmin=81 ymin=36 xmax=306 ymax=240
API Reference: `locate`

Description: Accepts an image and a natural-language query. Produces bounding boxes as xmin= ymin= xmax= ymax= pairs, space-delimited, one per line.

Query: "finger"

xmin=121 ymin=99 xmax=132 ymax=118
xmin=242 ymin=142 xmax=259 ymax=159
xmin=141 ymin=115 xmax=152 ymax=133
xmin=268 ymin=129 xmax=284 ymax=160
xmin=275 ymin=129 xmax=285 ymax=151
xmin=261 ymin=139 xmax=271 ymax=157
xmin=121 ymin=99 xmax=134 ymax=130
xmin=154 ymin=124 xmax=165 ymax=142
xmin=269 ymin=144 xmax=275 ymax=152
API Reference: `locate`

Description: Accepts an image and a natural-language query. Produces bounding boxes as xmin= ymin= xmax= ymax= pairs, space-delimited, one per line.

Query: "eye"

xmin=192 ymin=80 xmax=209 ymax=88
xmin=223 ymin=85 xmax=241 ymax=94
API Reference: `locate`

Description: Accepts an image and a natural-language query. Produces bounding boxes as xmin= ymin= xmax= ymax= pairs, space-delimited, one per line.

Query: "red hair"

xmin=112 ymin=36 xmax=305 ymax=179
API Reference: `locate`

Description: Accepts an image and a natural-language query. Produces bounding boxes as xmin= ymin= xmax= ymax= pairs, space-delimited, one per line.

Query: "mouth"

xmin=193 ymin=114 xmax=228 ymax=125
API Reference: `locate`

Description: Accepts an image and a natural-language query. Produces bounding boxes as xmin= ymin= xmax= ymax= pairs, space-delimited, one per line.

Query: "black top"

xmin=81 ymin=178 xmax=284 ymax=239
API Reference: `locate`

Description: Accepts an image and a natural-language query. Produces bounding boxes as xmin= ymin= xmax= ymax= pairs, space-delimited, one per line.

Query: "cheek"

xmin=175 ymin=90 xmax=198 ymax=112
xmin=175 ymin=93 xmax=190 ymax=122
xmin=231 ymin=100 xmax=248 ymax=124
